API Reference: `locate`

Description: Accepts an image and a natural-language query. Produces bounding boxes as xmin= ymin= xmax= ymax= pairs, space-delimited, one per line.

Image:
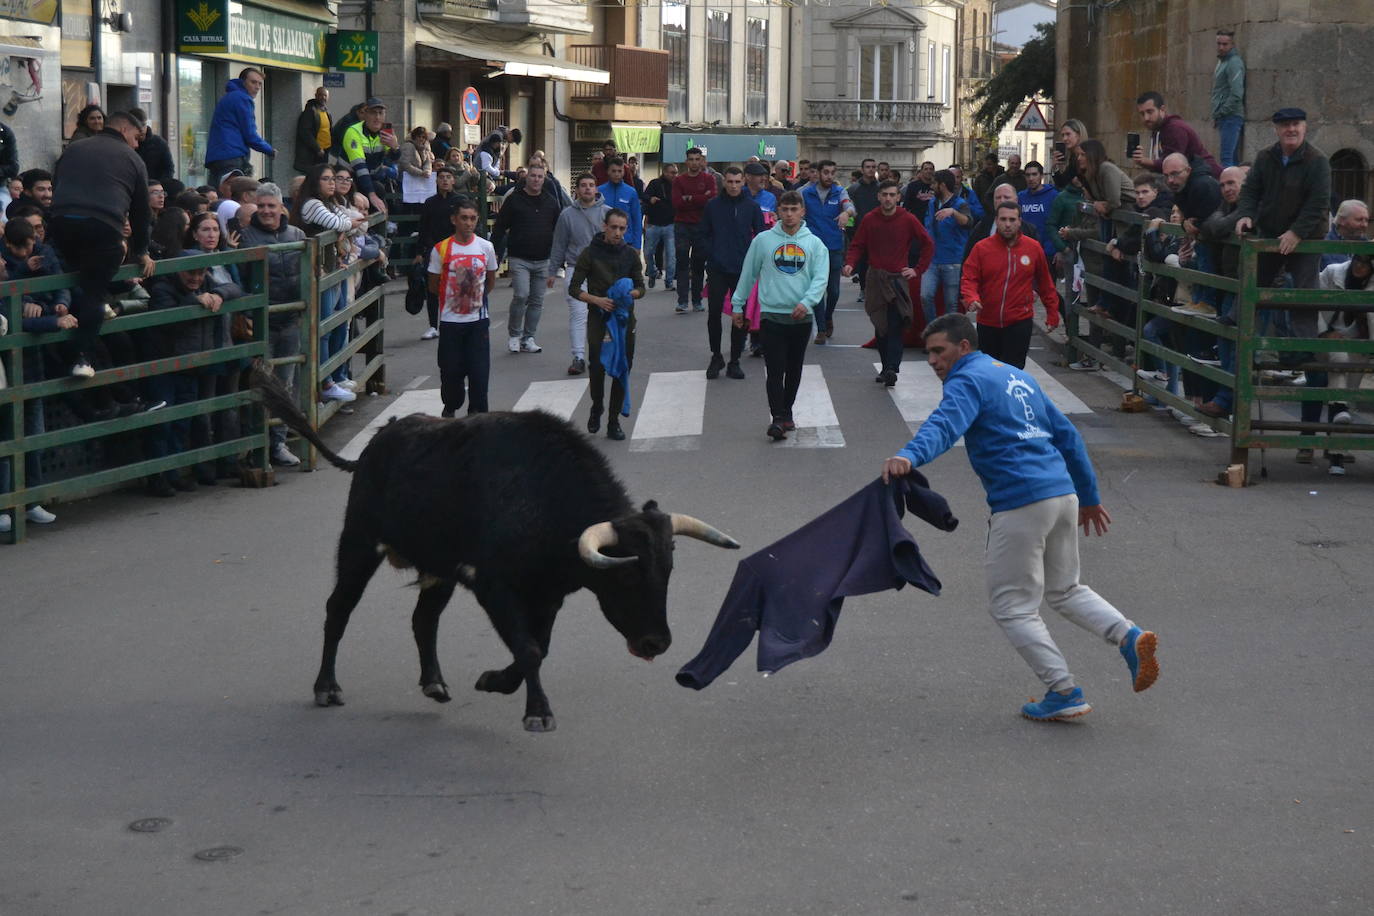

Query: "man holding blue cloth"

xmin=571 ymin=208 xmax=645 ymax=441
xmin=881 ymin=313 xmax=1160 ymax=721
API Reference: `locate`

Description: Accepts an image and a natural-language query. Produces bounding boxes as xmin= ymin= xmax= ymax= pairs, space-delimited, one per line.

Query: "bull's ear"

xmin=641 ymin=499 xmax=660 ymax=514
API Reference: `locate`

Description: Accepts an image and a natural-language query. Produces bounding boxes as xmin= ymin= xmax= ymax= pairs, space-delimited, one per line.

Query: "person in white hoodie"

xmin=548 ymin=173 xmax=609 ymax=375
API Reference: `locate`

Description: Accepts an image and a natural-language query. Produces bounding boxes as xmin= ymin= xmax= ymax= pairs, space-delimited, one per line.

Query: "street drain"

xmin=194 ymin=846 xmax=243 ymax=862
xmin=128 ymin=818 xmax=172 ymax=833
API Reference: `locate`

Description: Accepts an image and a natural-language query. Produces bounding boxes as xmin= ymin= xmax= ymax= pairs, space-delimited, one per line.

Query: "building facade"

xmin=793 ymin=1 xmax=958 ymax=174
xmin=952 ymin=0 xmax=997 ymax=169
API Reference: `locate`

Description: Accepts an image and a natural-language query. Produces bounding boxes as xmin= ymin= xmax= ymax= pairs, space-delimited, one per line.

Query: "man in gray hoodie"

xmin=548 ymin=173 xmax=609 ymax=374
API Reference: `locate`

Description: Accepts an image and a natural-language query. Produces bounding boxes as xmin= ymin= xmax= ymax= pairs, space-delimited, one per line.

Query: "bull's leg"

xmin=314 ymin=531 xmax=384 ymax=707
xmin=471 ymin=582 xmax=556 ymax=732
xmin=411 ymin=578 xmax=457 ymax=703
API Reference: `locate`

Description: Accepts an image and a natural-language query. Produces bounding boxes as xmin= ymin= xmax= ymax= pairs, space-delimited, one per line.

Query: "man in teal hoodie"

xmin=881 ymin=313 xmax=1159 ymax=722
xmin=731 ymin=190 xmax=829 ymax=440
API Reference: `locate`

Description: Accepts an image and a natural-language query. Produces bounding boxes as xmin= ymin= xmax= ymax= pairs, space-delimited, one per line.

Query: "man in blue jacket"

xmin=597 ymin=157 xmax=642 ymax=251
xmin=800 ymin=160 xmax=854 ymax=343
xmin=881 ymin=313 xmax=1159 ymax=721
xmin=701 ymin=165 xmax=763 ymax=380
xmin=205 ymin=68 xmax=276 ymax=188
xmin=920 ymin=170 xmax=973 ymax=326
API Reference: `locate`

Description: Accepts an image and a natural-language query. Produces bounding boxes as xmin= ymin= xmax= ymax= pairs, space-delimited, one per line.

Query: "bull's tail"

xmin=248 ymin=359 xmax=358 ymax=473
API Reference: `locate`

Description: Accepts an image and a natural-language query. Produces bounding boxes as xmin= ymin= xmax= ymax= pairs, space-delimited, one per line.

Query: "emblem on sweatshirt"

xmin=1007 ymin=375 xmax=1050 ymax=440
xmin=1020 ymin=255 xmax=1031 ymax=266
xmin=773 ymin=242 xmax=807 ymax=274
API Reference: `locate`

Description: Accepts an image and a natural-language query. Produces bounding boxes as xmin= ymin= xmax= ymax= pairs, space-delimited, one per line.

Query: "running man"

xmin=880 ymin=313 xmax=1159 ymax=721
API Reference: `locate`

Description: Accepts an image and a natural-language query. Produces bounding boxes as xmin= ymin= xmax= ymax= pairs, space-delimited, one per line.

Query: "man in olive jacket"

xmin=1234 ymin=107 xmax=1331 ymax=337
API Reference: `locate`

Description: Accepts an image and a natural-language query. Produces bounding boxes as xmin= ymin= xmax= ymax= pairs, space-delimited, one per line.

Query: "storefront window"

xmin=177 ymin=58 xmax=221 ymax=186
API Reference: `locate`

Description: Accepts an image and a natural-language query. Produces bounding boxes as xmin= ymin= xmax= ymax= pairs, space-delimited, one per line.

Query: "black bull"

xmin=251 ymin=363 xmax=739 ymax=731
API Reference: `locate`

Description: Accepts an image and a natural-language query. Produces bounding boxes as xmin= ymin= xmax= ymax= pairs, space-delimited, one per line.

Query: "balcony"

xmin=566 ymin=45 xmax=670 ymax=123
xmin=418 ymin=0 xmax=591 ymax=34
xmin=804 ymin=99 xmax=946 ymax=132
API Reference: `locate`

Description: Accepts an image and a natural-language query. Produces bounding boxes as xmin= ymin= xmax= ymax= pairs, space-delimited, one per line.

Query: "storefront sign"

xmin=0 ymin=0 xmax=58 ymax=25
xmin=325 ymin=31 xmax=376 ymax=73
xmin=611 ymin=124 xmax=660 ymax=154
xmin=178 ymin=0 xmax=328 ymax=72
xmin=660 ymin=130 xmax=798 ymax=163
xmin=60 ymin=0 xmax=92 ymax=68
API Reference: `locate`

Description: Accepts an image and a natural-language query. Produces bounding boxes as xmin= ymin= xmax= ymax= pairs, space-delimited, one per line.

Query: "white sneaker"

xmin=26 ymin=505 xmax=56 ymax=524
xmin=0 ymin=513 xmax=11 ymax=534
xmin=520 ymin=337 xmax=542 ymax=353
xmin=1068 ymin=358 xmax=1099 ymax=371
xmin=321 ymin=383 xmax=357 ymax=403
xmin=1188 ymin=423 xmax=1224 ymax=438
xmin=1332 ymin=408 xmax=1353 ymax=425
xmin=270 ymin=444 xmax=301 ymax=467
xmin=507 ymin=336 xmax=521 ymax=353
xmin=1136 ymin=368 xmax=1168 ymax=382
xmin=421 ymin=326 xmax=439 ymax=340
xmin=337 ymin=379 xmax=360 ymax=392
xmin=70 ymin=358 xmax=95 ymax=379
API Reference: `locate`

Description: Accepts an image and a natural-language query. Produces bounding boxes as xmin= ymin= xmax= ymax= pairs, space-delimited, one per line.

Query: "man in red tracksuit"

xmin=671 ymin=146 xmax=717 ymax=313
xmin=843 ymin=179 xmax=933 ymax=384
xmin=961 ymin=201 xmax=1059 ymax=369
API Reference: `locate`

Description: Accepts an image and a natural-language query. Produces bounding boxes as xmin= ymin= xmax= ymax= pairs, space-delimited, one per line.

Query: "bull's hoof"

xmin=314 ymin=687 xmax=344 ymax=707
xmin=475 ymin=669 xmax=523 ymax=695
xmin=422 ymin=681 xmax=451 ymax=703
xmin=523 ymin=715 xmax=556 ymax=733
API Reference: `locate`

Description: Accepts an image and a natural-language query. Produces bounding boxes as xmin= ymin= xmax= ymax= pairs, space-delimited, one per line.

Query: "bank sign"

xmin=661 ymin=131 xmax=798 ymax=163
xmin=178 ymin=1 xmax=328 ymax=72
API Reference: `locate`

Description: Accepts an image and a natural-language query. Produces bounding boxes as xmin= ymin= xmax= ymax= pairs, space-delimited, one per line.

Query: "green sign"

xmin=611 ymin=124 xmax=660 ymax=154
xmin=326 ymin=31 xmax=377 ymax=74
xmin=178 ymin=0 xmax=328 ymax=72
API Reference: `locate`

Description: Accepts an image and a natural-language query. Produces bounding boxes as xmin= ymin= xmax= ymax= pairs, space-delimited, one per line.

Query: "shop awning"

xmin=417 ymin=38 xmax=609 ymax=84
xmin=0 ymin=36 xmax=57 ymax=57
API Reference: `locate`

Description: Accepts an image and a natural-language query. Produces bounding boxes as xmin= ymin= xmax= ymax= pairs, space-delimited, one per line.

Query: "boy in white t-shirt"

xmin=428 ymin=198 xmax=499 ymax=416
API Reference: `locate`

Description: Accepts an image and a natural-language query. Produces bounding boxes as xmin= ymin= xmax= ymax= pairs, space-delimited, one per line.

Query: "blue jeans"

xmin=644 ymin=223 xmax=676 ymax=282
xmin=814 ymin=247 xmax=844 ymax=332
xmin=0 ymin=395 xmax=46 ymax=510
xmin=1143 ymin=315 xmax=1182 ymax=393
xmin=920 ymin=263 xmax=962 ymax=323
xmin=1216 ymin=116 xmax=1244 ymax=168
xmin=318 ymin=282 xmax=348 ymax=385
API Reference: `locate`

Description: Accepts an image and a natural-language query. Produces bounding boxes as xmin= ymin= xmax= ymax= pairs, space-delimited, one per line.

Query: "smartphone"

xmin=1054 ymin=141 xmax=1067 ymax=158
xmin=1126 ymin=132 xmax=1141 ymax=159
xmin=382 ymin=122 xmax=393 ymax=132
xmin=1077 ymin=201 xmax=1097 ymax=215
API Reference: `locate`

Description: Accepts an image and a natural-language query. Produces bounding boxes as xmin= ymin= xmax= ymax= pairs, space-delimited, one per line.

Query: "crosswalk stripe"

xmin=775 ymin=365 xmax=845 ymax=448
xmin=337 ymin=389 xmax=444 ymax=461
xmin=1021 ymin=360 xmax=1092 ymax=414
xmin=630 ymin=370 xmax=707 ymax=452
xmin=512 ymin=379 xmax=588 ymax=420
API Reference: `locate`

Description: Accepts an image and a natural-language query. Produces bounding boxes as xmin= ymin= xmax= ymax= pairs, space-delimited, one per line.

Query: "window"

xmin=859 ymin=42 xmax=898 ymax=101
xmin=942 ymin=45 xmax=952 ymax=104
xmin=927 ymin=40 xmax=936 ymax=99
xmin=707 ymin=9 xmax=732 ymax=123
xmin=1331 ymin=148 xmax=1372 ymax=208
xmin=746 ymin=16 xmax=768 ymax=123
xmin=663 ymin=1 xmax=688 ymax=122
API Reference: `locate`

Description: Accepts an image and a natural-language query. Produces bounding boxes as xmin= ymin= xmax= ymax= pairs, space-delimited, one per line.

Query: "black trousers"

xmin=706 ymin=267 xmax=747 ymax=360
xmin=978 ymin=318 xmax=1034 ymax=369
xmin=874 ymin=301 xmax=909 ymax=373
xmin=587 ymin=306 xmax=636 ymax=412
xmin=49 ymin=216 xmax=126 ymax=359
xmin=760 ymin=318 xmax=810 ymax=421
xmin=438 ymin=318 xmax=490 ymax=414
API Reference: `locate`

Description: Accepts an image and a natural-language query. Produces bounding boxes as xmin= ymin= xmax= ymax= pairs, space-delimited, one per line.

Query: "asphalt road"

xmin=3 ymin=273 xmax=1371 ymax=916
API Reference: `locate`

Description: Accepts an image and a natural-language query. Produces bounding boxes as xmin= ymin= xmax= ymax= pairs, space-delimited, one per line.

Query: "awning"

xmin=660 ymin=130 xmax=798 ymax=163
xmin=417 ymin=38 xmax=609 ymax=84
xmin=0 ymin=36 xmax=57 ymax=57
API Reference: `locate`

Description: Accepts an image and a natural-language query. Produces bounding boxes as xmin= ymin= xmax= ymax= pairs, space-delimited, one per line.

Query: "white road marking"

xmin=512 ymin=379 xmax=588 ymax=420
xmin=630 ymin=370 xmax=707 ymax=452
xmin=338 ymin=389 xmax=445 ymax=460
xmin=1021 ymin=360 xmax=1092 ymax=414
xmin=404 ymin=374 xmax=429 ymax=390
xmin=775 ymin=365 xmax=845 ymax=448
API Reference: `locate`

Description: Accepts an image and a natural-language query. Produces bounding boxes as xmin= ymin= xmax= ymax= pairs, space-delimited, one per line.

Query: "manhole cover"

xmin=194 ymin=846 xmax=243 ymax=862
xmin=128 ymin=818 xmax=172 ymax=833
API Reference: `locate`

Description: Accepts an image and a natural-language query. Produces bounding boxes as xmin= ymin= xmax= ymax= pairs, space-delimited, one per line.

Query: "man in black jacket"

xmin=414 ymin=167 xmax=462 ymax=338
xmin=293 ymin=88 xmax=331 ymax=173
xmin=491 ymin=162 xmax=561 ymax=353
xmin=1160 ymin=152 xmax=1223 ymax=318
xmin=640 ymin=162 xmax=677 ymax=289
xmin=962 ymin=183 xmax=1038 ymax=262
xmin=701 ymin=166 xmax=763 ymax=380
xmin=130 ymin=107 xmax=176 ymax=183
xmin=902 ymin=161 xmax=937 ymax=222
xmin=49 ymin=110 xmax=155 ymax=378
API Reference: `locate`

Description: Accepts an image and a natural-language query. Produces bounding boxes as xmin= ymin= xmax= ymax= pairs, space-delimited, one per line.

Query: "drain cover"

xmin=128 ymin=818 xmax=173 ymax=833
xmin=193 ymin=846 xmax=243 ymax=862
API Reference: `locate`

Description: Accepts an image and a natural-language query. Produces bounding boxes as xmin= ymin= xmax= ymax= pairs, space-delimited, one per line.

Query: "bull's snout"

xmin=628 ymin=634 xmax=671 ymax=660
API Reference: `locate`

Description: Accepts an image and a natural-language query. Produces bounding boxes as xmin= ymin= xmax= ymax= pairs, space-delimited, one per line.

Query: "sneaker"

xmin=725 ymin=360 xmax=744 ymax=380
xmin=1118 ymin=626 xmax=1159 ymax=693
xmin=568 ymin=357 xmax=586 ymax=375
xmin=814 ymin=330 xmax=828 ymax=345
xmin=857 ymin=292 xmax=865 ymax=304
xmin=780 ymin=418 xmax=797 ymax=432
xmin=70 ymin=357 xmax=95 ymax=379
xmin=0 ymin=512 xmax=10 ymax=533
xmin=1189 ymin=353 xmax=1222 ymax=367
xmin=1021 ymin=686 xmax=1092 ymax=721
xmin=270 ymin=444 xmax=301 ymax=467
xmin=664 ymin=282 xmax=676 ymax=291
xmin=749 ymin=345 xmax=764 ymax=358
xmin=647 ymin=276 xmax=656 ymax=289
xmin=520 ymin=337 xmax=542 ymax=353
xmin=421 ymin=326 xmax=439 ymax=340
xmin=1136 ymin=368 xmax=1168 ymax=382
xmin=1329 ymin=454 xmax=1347 ymax=476
xmin=1332 ymin=405 xmax=1352 ymax=425
xmin=692 ymin=301 xmax=705 ymax=312
xmin=605 ymin=419 xmax=625 ymax=441
xmin=1068 ymin=358 xmax=1099 ymax=371
xmin=587 ymin=405 xmax=603 ymax=435
xmin=26 ymin=505 xmax=56 ymax=524
xmin=884 ymin=370 xmax=898 ymax=388
xmin=766 ymin=421 xmax=786 ymax=441
xmin=336 ymin=379 xmax=360 ymax=392
xmin=507 ymin=336 xmax=521 ymax=353
xmin=1188 ymin=423 xmax=1224 ymax=438
xmin=675 ymin=303 xmax=689 ymax=314
xmin=706 ymin=353 xmax=725 ymax=380
xmin=1171 ymin=301 xmax=1218 ymax=318
xmin=321 ymin=383 xmax=356 ymax=403
xmin=1295 ymin=448 xmax=1314 ymax=464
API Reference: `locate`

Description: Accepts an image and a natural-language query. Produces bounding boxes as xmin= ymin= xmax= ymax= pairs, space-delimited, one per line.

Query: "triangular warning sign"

xmin=1013 ymin=100 xmax=1050 ymax=132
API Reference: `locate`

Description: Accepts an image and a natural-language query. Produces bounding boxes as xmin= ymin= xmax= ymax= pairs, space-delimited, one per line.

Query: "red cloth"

xmin=961 ymin=232 xmax=1059 ymax=329
xmin=846 ymin=207 xmax=933 ymax=275
xmin=671 ymin=171 xmax=716 ymax=224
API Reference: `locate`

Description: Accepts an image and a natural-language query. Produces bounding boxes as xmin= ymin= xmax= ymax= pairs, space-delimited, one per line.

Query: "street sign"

xmin=461 ymin=87 xmax=482 ymax=126
xmin=322 ymin=72 xmax=345 ymax=88
xmin=461 ymin=124 xmax=481 ymax=146
xmin=326 ymin=31 xmax=378 ymax=73
xmin=1013 ymin=99 xmax=1050 ymax=133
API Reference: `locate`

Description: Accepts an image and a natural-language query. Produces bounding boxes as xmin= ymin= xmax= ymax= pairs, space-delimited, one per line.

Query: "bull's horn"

xmin=577 ymin=521 xmax=637 ymax=569
xmin=669 ymin=514 xmax=741 ymax=549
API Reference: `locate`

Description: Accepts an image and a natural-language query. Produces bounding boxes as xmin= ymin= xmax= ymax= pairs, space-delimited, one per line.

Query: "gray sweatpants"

xmin=985 ymin=493 xmax=1134 ymax=693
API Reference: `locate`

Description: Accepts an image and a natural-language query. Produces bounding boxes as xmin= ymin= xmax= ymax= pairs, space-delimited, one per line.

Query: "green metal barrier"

xmin=1064 ymin=210 xmax=1374 ymax=483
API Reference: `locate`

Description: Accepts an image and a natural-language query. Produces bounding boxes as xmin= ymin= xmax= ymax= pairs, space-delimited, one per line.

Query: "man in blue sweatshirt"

xmin=880 ymin=313 xmax=1159 ymax=721
xmin=800 ymin=160 xmax=854 ymax=343
xmin=204 ymin=68 xmax=275 ymax=188
xmin=921 ymin=170 xmax=973 ymax=326
xmin=597 ymin=156 xmax=642 ymax=251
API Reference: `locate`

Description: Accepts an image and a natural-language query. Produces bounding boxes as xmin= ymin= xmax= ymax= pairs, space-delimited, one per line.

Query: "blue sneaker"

xmin=1119 ymin=626 xmax=1159 ymax=693
xmin=1021 ymin=687 xmax=1091 ymax=721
